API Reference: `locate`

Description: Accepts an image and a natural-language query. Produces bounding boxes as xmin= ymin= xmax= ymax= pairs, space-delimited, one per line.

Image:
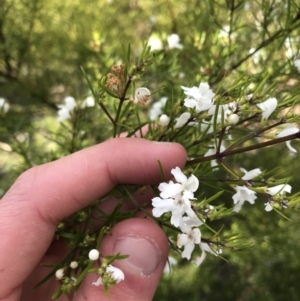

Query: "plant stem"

xmin=186 ymin=132 xmax=300 ymax=165
xmin=225 ymin=119 xmax=285 ymax=152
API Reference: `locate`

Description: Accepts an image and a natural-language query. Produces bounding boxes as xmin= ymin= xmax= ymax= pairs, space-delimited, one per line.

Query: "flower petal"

xmin=181 ymin=241 xmax=195 ymax=260
xmin=171 ymin=167 xmax=187 ymax=184
xmin=286 ymin=141 xmax=297 ymax=153
xmin=194 ymin=251 xmax=206 ymax=267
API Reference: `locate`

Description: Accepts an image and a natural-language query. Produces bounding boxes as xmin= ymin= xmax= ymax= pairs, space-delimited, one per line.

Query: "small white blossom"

xmin=257 ymin=97 xmax=278 ymax=120
xmin=294 ymin=59 xmax=300 ymax=72
xmin=182 ymin=83 xmax=214 ymax=113
xmin=149 ymin=97 xmax=167 ymax=120
xmin=160 ymin=167 xmax=199 ymax=199
xmin=55 ymin=268 xmax=64 ymax=279
xmin=264 ymin=201 xmax=273 ymax=212
xmin=152 ymin=195 xmax=193 ymax=227
xmin=240 ymin=167 xmax=262 ymax=180
xmin=134 ymin=87 xmax=151 ymax=105
xmin=89 ymin=249 xmax=100 ymax=261
xmin=148 ymin=35 xmax=163 ymax=51
xmin=267 ymin=184 xmax=292 ymax=196
xmin=174 ymin=112 xmax=191 ymax=128
xmin=159 ymin=114 xmax=170 ymax=127
xmin=0 ymin=97 xmax=10 ymax=113
xmin=167 ymin=33 xmax=183 ymax=49
xmin=92 ymin=265 xmax=125 ymax=286
xmin=276 ymin=124 xmax=299 ymax=153
xmin=57 ymin=96 xmax=76 ymax=122
xmin=81 ymin=96 xmax=95 ymax=108
xmin=177 ymin=221 xmax=201 ymax=260
xmin=232 ymin=185 xmax=257 ymax=212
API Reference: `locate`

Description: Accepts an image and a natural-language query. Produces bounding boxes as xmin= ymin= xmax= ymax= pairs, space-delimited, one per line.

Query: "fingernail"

xmin=114 ymin=237 xmax=161 ymax=276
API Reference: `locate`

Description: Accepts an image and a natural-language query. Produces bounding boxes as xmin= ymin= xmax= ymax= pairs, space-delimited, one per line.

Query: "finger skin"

xmin=0 ymin=138 xmax=186 ymax=300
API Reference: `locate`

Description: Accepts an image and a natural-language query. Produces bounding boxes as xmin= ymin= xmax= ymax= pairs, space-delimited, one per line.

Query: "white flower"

xmin=264 ymin=201 xmax=273 ymax=212
xmin=232 ymin=185 xmax=257 ymax=212
xmin=256 ymin=97 xmax=278 ymax=120
xmin=0 ymin=97 xmax=10 ymax=113
xmin=294 ymin=59 xmax=300 ymax=72
xmin=194 ymin=242 xmax=217 ymax=267
xmin=55 ymin=268 xmax=64 ymax=279
xmin=70 ymin=261 xmax=78 ymax=269
xmin=159 ymin=114 xmax=170 ymax=127
xmin=174 ymin=112 xmax=191 ymax=128
xmin=63 ymin=96 xmax=76 ymax=111
xmin=149 ymin=97 xmax=167 ymax=120
xmin=182 ymin=83 xmax=215 ymax=113
xmin=148 ymin=35 xmax=163 ymax=51
xmin=159 ymin=167 xmax=199 ymax=199
xmin=88 ymin=249 xmax=100 ymax=261
xmin=92 ymin=265 xmax=125 ymax=286
xmin=267 ymin=184 xmax=292 ymax=196
xmin=57 ymin=96 xmax=76 ymax=122
xmin=81 ymin=96 xmax=95 ymax=108
xmin=276 ymin=124 xmax=299 ymax=153
xmin=177 ymin=221 xmax=201 ymax=260
xmin=134 ymin=87 xmax=151 ymax=105
xmin=167 ymin=34 xmax=183 ymax=49
xmin=240 ymin=167 xmax=262 ymax=180
xmin=152 ymin=195 xmax=192 ymax=227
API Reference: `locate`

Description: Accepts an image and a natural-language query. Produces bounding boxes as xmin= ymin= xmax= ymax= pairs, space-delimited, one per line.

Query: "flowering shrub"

xmin=1 ymin=1 xmax=300 ymax=299
xmin=41 ymin=44 xmax=299 ymax=297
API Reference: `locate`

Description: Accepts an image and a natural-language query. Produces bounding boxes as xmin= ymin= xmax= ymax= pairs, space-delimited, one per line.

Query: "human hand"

xmin=0 ymin=138 xmax=186 ymax=301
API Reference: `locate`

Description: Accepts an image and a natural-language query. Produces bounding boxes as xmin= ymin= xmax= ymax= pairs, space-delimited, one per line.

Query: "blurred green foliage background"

xmin=1 ymin=0 xmax=300 ymax=300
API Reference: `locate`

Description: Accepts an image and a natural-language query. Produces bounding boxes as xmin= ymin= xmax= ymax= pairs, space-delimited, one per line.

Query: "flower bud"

xmin=55 ymin=268 xmax=64 ymax=279
xmin=159 ymin=114 xmax=170 ymax=126
xmin=70 ymin=261 xmax=78 ymax=269
xmin=89 ymin=249 xmax=100 ymax=261
xmin=227 ymin=114 xmax=239 ymax=125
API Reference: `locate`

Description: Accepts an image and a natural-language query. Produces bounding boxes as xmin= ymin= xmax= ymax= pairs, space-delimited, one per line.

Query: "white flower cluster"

xmin=152 ymin=165 xmax=294 ymax=266
xmin=57 ymin=95 xmax=95 ymax=122
xmin=232 ymin=168 xmax=292 ymax=212
xmin=148 ymin=33 xmax=183 ymax=51
xmin=152 ymin=167 xmax=219 ymax=265
xmin=55 ymin=248 xmax=125 ymax=287
xmin=150 ymin=82 xmax=282 ymax=134
xmin=57 ymin=96 xmax=76 ymax=122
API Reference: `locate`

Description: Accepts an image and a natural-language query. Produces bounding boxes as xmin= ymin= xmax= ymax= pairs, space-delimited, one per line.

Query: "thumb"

xmin=76 ymin=218 xmax=168 ymax=301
